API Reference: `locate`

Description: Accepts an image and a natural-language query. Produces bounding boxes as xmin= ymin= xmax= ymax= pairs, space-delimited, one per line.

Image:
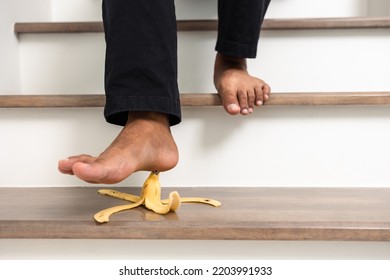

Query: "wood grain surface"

xmin=1 ymin=92 xmax=390 ymax=108
xmin=14 ymin=17 xmax=390 ymax=33
xmin=1 ymin=187 xmax=389 ymax=240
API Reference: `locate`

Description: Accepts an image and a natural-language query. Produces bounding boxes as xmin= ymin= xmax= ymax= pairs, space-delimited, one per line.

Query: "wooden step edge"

xmin=1 ymin=92 xmax=390 ymax=108
xmin=14 ymin=17 xmax=390 ymax=34
xmin=263 ymin=16 xmax=390 ymax=30
xmin=1 ymin=186 xmax=390 ymax=240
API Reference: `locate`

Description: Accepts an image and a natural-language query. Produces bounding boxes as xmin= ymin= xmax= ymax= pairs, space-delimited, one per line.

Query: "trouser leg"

xmin=216 ymin=0 xmax=272 ymax=58
xmin=102 ymin=0 xmax=181 ymax=126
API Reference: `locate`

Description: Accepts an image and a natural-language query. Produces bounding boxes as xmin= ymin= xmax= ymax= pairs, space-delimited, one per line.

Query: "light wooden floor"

xmin=1 ymin=187 xmax=389 ymax=241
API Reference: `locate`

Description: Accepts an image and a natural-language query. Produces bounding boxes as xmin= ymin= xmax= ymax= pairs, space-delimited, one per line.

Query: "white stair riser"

xmin=1 ymin=106 xmax=389 ymax=187
xmin=18 ymin=30 xmax=390 ymax=94
xmin=49 ymin=0 xmax=387 ymax=21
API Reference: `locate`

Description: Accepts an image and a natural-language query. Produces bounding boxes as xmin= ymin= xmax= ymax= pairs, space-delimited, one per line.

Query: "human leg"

xmin=102 ymin=0 xmax=181 ymax=126
xmin=58 ymin=0 xmax=180 ymax=184
xmin=214 ymin=0 xmax=272 ymax=115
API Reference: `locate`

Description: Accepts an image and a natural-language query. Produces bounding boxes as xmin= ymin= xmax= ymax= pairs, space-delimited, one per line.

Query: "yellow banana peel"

xmin=94 ymin=171 xmax=221 ymax=223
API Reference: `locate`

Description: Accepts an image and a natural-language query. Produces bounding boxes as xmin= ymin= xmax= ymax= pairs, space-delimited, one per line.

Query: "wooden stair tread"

xmin=1 ymin=92 xmax=390 ymax=108
xmin=14 ymin=17 xmax=390 ymax=34
xmin=0 ymin=186 xmax=389 ymax=240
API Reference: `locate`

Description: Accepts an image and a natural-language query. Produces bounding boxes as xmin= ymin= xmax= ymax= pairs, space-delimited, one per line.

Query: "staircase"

xmin=1 ymin=0 xmax=390 ymax=260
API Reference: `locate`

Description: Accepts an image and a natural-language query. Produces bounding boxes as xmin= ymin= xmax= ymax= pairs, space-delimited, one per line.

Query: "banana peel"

xmin=94 ymin=171 xmax=221 ymax=223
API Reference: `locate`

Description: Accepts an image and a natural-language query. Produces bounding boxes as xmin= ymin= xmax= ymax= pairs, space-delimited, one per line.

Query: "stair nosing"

xmin=14 ymin=17 xmax=390 ymax=34
xmin=1 ymin=92 xmax=390 ymax=108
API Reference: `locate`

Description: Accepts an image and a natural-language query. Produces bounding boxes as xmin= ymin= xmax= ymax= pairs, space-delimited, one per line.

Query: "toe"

xmin=72 ymin=161 xmax=108 ymax=184
xmin=227 ymin=103 xmax=241 ymax=114
xmin=247 ymin=89 xmax=256 ymax=111
xmin=237 ymin=90 xmax=250 ymax=115
xmin=219 ymin=89 xmax=241 ymax=115
xmin=58 ymin=155 xmax=95 ymax=175
xmin=72 ymin=156 xmax=131 ymax=184
xmin=263 ymin=83 xmax=271 ymax=101
xmin=58 ymin=159 xmax=74 ymax=174
xmin=255 ymin=86 xmax=264 ymax=106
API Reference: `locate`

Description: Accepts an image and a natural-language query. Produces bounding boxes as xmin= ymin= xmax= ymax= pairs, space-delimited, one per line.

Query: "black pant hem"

xmin=104 ymin=95 xmax=182 ymax=126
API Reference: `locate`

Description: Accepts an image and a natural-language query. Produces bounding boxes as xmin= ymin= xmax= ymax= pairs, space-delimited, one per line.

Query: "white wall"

xmin=1 ymin=240 xmax=390 ymax=260
xmin=0 ymin=0 xmax=50 ymax=93
xmin=50 ymin=0 xmax=101 ymax=21
xmin=368 ymin=0 xmax=390 ymax=16
xmin=265 ymin=0 xmax=368 ymax=18
xmin=49 ymin=0 xmax=390 ymax=20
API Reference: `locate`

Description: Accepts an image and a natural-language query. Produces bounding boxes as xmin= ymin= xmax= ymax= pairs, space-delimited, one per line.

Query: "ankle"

xmin=127 ymin=111 xmax=170 ymax=127
xmin=216 ymin=53 xmax=247 ymax=69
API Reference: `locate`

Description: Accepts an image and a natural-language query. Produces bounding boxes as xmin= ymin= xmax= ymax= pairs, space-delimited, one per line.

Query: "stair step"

xmin=1 ymin=92 xmax=390 ymax=108
xmin=14 ymin=17 xmax=390 ymax=34
xmin=0 ymin=186 xmax=389 ymax=240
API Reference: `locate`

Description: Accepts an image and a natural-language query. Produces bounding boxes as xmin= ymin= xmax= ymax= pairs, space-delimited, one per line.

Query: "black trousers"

xmin=102 ymin=0 xmax=271 ymax=126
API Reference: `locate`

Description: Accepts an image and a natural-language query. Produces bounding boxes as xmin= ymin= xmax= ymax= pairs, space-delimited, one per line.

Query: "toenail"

xmin=257 ymin=100 xmax=263 ymax=106
xmin=228 ymin=104 xmax=240 ymax=111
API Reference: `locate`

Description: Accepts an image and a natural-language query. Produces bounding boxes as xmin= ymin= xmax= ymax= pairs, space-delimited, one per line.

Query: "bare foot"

xmin=58 ymin=112 xmax=179 ymax=184
xmin=214 ymin=53 xmax=271 ymax=115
